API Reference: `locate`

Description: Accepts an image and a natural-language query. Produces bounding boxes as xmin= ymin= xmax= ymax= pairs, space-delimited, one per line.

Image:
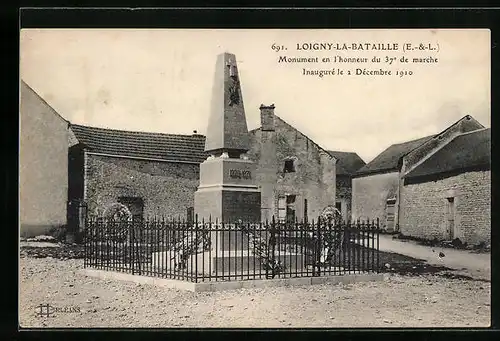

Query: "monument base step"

xmin=151 ymin=250 xmax=305 ymax=274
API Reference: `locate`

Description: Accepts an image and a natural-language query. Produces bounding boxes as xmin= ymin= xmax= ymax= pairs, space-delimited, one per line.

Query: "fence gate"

xmin=67 ymin=200 xmax=87 ymax=240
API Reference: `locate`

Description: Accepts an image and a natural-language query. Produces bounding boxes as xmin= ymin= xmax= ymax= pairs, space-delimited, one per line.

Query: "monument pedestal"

xmin=194 ymin=157 xmax=261 ymax=223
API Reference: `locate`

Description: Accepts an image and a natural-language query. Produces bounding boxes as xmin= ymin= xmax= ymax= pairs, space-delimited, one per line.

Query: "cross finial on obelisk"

xmin=204 ymin=52 xmax=249 ymax=157
xmin=226 ymin=58 xmax=237 ymax=78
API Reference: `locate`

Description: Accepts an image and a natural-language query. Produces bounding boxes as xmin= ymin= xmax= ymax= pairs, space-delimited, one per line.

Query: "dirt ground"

xmin=19 ymin=256 xmax=490 ymax=329
xmin=378 ymin=235 xmax=491 ymax=281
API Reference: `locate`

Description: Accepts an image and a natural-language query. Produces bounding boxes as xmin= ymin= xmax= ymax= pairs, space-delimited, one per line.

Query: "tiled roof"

xmin=405 ymin=128 xmax=491 ymax=179
xmin=70 ymin=124 xmax=207 ymax=164
xmin=327 ymin=151 xmax=366 ymax=176
xmin=355 ymin=135 xmax=434 ymax=176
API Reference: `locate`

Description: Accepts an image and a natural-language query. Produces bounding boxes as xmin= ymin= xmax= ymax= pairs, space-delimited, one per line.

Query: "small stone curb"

xmin=80 ymin=269 xmax=384 ymax=292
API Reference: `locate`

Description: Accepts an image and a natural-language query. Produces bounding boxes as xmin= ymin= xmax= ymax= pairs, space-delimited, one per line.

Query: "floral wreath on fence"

xmin=91 ymin=203 xmax=133 ymax=243
xmin=170 ymin=222 xmax=212 ymax=272
xmin=311 ymin=206 xmax=346 ymax=266
xmin=103 ymin=203 xmax=133 ymax=221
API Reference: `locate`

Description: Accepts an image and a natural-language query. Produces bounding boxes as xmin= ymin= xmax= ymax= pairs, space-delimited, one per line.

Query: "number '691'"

xmin=271 ymin=44 xmax=285 ymax=52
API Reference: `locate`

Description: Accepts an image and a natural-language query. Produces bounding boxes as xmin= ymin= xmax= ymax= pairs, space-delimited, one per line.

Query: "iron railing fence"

xmin=84 ymin=216 xmax=380 ymax=282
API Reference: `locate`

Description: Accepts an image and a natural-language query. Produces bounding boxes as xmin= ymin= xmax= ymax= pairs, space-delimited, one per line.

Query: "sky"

xmin=20 ymin=29 xmax=490 ymax=163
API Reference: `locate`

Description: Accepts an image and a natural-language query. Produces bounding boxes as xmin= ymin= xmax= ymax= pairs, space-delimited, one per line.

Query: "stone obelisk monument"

xmin=194 ymin=52 xmax=261 ymax=223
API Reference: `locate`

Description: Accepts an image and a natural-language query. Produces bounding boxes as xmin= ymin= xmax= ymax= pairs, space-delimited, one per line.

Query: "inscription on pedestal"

xmin=229 ymin=169 xmax=252 ymax=179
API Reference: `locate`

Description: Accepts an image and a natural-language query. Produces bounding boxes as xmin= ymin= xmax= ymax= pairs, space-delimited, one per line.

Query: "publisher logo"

xmin=35 ymin=303 xmax=81 ymax=318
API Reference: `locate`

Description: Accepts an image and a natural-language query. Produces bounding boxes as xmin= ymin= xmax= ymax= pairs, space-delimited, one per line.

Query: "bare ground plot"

xmin=378 ymin=235 xmax=491 ymax=281
xmin=19 ymin=256 xmax=490 ymax=328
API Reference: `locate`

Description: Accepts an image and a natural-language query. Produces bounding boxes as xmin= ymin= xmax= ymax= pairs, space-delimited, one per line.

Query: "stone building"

xmin=327 ymin=151 xmax=366 ymax=222
xmin=352 ymin=115 xmax=485 ymax=233
xmin=400 ymin=128 xmax=491 ymax=245
xmin=20 ymin=80 xmax=70 ymax=237
xmin=68 ymin=124 xmax=206 ymax=222
xmin=247 ymin=105 xmax=337 ymax=223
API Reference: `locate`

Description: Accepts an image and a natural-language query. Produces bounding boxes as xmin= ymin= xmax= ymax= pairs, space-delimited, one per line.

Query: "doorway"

xmin=385 ymin=198 xmax=396 ymax=231
xmin=446 ymin=197 xmax=455 ymax=240
xmin=335 ymin=200 xmax=348 ymax=223
xmin=118 ymin=196 xmax=144 ymax=222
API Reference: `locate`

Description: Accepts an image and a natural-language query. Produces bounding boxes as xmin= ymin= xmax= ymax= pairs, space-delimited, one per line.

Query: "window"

xmin=277 ymin=196 xmax=286 ymax=222
xmin=283 ymin=159 xmax=296 ymax=173
xmin=335 ymin=202 xmax=342 ymax=212
xmin=303 ymin=199 xmax=308 ymax=222
xmin=277 ymin=195 xmax=296 ymax=223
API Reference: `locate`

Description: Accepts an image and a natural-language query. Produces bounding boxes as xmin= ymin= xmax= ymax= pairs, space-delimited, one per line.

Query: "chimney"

xmin=260 ymin=104 xmax=275 ymax=132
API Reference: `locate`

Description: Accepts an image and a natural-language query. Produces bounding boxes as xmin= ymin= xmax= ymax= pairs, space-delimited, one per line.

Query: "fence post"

xmin=268 ymin=216 xmax=277 ymax=279
xmin=313 ymin=217 xmax=321 ymax=277
xmin=130 ymin=221 xmax=135 ymax=275
xmin=195 ymin=214 xmax=199 ymax=283
xmin=83 ymin=219 xmax=87 ymax=268
xmin=376 ymin=218 xmax=380 ymax=273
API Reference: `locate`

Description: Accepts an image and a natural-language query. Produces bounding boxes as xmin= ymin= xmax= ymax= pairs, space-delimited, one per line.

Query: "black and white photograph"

xmin=19 ymin=28 xmax=491 ymax=328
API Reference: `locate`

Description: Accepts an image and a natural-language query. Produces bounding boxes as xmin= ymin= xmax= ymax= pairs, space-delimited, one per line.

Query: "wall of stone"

xmin=400 ymin=170 xmax=491 ymax=245
xmin=352 ymin=171 xmax=399 ymax=226
xmin=20 ymin=82 xmax=69 ymax=237
xmin=247 ymin=115 xmax=336 ymax=222
xmin=85 ymin=154 xmax=200 ymax=220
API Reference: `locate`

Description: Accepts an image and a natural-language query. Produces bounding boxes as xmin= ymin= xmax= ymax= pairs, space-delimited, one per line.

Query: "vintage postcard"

xmin=19 ymin=28 xmax=491 ymax=328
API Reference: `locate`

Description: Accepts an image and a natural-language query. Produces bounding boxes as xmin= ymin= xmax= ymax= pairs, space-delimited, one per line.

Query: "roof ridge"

xmin=389 ymin=134 xmax=435 ymax=147
xmin=70 ymin=123 xmax=206 ymax=138
xmin=432 ymin=114 xmax=484 ymax=137
xmin=328 ymin=150 xmax=360 ymax=155
xmin=456 ymin=127 xmax=490 ymax=137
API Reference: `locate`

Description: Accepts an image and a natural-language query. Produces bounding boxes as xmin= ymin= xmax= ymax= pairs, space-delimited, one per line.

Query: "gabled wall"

xmin=20 ymin=82 xmax=69 ymax=237
xmin=247 ymin=111 xmax=336 ymax=222
xmin=352 ymin=171 xmax=399 ymax=226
